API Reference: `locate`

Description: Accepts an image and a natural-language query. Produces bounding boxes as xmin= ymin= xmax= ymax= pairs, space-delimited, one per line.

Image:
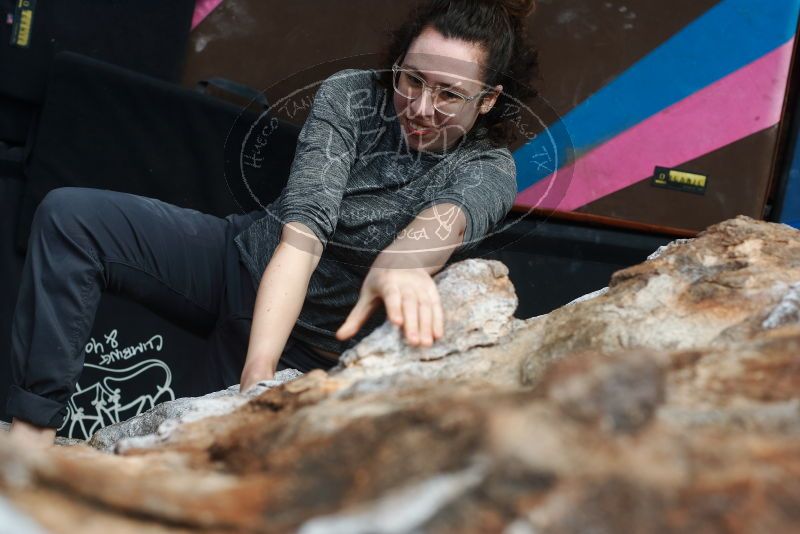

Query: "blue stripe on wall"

xmin=780 ymin=123 xmax=800 ymax=228
xmin=781 ymin=172 xmax=800 ymax=228
xmin=516 ymin=0 xmax=800 ymax=191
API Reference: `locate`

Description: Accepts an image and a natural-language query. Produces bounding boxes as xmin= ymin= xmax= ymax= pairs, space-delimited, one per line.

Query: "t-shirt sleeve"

xmin=419 ymin=148 xmax=518 ymax=255
xmin=276 ymin=72 xmax=360 ymax=249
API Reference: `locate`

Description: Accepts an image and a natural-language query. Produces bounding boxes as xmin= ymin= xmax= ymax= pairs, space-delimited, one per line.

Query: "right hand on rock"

xmin=335 ymin=268 xmax=444 ymax=347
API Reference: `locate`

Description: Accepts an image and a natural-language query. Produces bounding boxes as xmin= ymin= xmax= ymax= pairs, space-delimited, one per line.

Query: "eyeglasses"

xmin=391 ymin=62 xmax=491 ymax=118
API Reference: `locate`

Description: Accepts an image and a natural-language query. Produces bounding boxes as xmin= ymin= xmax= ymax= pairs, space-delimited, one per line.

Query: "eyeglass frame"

xmin=390 ymin=60 xmax=494 ymax=118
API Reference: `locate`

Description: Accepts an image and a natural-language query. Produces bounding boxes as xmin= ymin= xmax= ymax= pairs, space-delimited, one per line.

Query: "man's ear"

xmin=479 ymin=84 xmax=503 ymax=114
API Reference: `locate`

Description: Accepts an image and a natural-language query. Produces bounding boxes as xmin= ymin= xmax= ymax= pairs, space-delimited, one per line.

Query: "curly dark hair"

xmin=377 ymin=0 xmax=540 ymax=148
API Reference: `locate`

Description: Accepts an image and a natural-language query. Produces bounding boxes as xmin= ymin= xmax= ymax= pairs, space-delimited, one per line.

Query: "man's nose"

xmin=409 ymin=88 xmax=436 ymax=120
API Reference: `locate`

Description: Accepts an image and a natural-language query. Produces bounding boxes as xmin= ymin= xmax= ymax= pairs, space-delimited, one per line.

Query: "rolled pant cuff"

xmin=5 ymin=385 xmax=67 ymax=429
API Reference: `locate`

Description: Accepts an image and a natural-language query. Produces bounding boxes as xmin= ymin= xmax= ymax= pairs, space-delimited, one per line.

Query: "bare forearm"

xmin=371 ymin=203 xmax=467 ymax=274
xmin=242 ymin=226 xmax=321 ymax=378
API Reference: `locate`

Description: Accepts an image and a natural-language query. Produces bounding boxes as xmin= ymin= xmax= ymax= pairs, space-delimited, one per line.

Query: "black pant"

xmin=6 ymin=187 xmax=337 ymax=429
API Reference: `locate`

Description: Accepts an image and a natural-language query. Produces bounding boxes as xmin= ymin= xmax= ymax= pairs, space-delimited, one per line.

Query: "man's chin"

xmin=402 ymin=130 xmax=436 ymax=151
xmin=406 ymin=138 xmax=439 ymax=154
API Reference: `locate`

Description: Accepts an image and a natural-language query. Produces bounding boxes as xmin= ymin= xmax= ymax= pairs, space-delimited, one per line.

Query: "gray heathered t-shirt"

xmin=234 ymin=69 xmax=517 ymax=354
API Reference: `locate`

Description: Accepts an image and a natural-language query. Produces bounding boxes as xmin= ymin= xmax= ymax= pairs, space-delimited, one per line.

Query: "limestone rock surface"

xmin=1 ymin=216 xmax=798 ymax=533
xmin=89 ymin=368 xmax=304 ymax=453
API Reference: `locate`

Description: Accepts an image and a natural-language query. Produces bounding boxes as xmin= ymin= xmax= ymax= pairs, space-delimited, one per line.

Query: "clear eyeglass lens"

xmin=393 ymin=69 xmax=467 ymax=116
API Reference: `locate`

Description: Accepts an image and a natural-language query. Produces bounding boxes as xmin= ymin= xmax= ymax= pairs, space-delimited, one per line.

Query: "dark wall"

xmin=0 ymin=173 xmax=25 ymax=422
xmin=481 ymin=217 xmax=671 ymax=319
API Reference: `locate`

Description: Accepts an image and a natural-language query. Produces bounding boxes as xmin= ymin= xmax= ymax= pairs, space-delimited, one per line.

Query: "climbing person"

xmin=7 ymin=0 xmax=538 ymax=446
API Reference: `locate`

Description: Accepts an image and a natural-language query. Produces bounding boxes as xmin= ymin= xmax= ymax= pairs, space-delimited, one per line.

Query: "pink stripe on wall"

xmin=192 ymin=0 xmax=224 ymax=30
xmin=516 ymin=39 xmax=795 ymax=211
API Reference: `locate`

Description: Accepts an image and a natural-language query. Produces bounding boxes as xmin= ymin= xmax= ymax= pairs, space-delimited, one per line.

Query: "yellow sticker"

xmin=651 ymin=166 xmax=708 ymax=195
xmin=10 ymin=0 xmax=36 ymax=48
